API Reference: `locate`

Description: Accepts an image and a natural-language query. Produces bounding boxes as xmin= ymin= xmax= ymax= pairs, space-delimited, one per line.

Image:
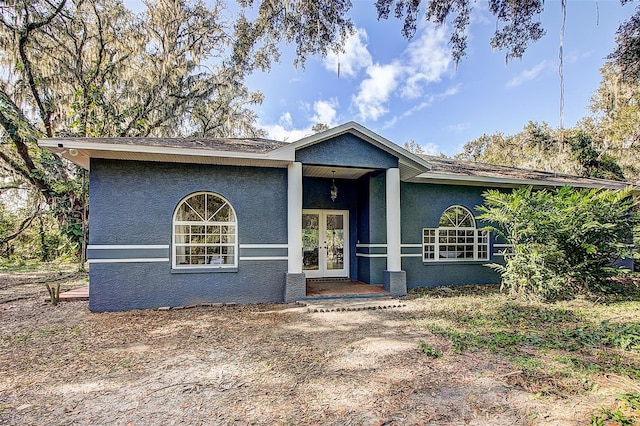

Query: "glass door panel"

xmin=325 ymin=214 xmax=344 ymax=271
xmin=302 ymin=213 xmax=320 ymax=271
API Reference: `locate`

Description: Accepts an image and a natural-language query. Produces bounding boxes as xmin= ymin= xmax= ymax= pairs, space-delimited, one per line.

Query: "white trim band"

xmin=401 ymin=244 xmax=422 ymax=248
xmin=356 ymin=243 xmax=387 ymax=248
xmin=400 ymin=253 xmax=422 ymax=257
xmin=239 ymin=244 xmax=289 ymax=249
xmin=87 ymin=245 xmax=169 ymax=250
xmin=88 ymin=258 xmax=170 ymax=263
xmin=414 ymin=172 xmax=629 ymax=191
xmin=356 ymin=253 xmax=387 ymax=258
xmin=239 ymin=256 xmax=288 ymax=261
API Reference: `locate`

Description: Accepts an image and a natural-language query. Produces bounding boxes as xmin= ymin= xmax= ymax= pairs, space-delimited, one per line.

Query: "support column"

xmin=287 ymin=162 xmax=303 ymax=273
xmin=386 ymin=168 xmax=401 ymax=271
xmin=384 ymin=167 xmax=406 ymax=296
xmin=285 ymin=162 xmax=305 ymax=301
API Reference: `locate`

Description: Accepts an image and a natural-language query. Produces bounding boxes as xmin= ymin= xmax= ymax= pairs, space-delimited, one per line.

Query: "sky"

xmin=124 ymin=0 xmax=635 ymax=157
xmin=245 ymin=1 xmax=634 ymax=156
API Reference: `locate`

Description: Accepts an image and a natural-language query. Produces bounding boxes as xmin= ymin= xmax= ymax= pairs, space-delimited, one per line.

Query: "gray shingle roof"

xmin=56 ymin=137 xmax=288 ymax=153
xmin=48 ymin=135 xmax=633 ymax=189
xmin=420 ymin=155 xmax=631 ymax=189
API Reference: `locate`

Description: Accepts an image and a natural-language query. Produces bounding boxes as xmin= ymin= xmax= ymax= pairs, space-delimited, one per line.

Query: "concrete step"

xmin=297 ymin=297 xmax=406 ymax=313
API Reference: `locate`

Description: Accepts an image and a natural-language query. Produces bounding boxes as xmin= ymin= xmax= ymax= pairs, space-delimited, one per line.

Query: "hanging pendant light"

xmin=330 ymin=170 xmax=338 ymax=202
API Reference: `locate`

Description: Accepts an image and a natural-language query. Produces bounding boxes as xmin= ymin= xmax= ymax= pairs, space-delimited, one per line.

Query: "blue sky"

xmin=246 ymin=1 xmax=634 ymax=156
xmin=123 ymin=1 xmax=634 ymax=156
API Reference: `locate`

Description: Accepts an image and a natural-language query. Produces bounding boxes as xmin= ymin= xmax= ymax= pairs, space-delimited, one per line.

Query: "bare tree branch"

xmin=0 ymin=209 xmax=40 ymax=245
xmin=17 ymin=0 xmax=68 ymax=137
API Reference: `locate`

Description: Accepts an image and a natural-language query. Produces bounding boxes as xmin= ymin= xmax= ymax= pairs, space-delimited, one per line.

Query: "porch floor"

xmin=57 ymin=285 xmax=89 ymax=301
xmin=306 ymin=279 xmax=388 ymax=297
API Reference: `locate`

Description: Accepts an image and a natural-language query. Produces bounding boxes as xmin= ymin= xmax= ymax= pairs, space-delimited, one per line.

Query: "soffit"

xmin=408 ymin=172 xmax=634 ymax=191
xmin=398 ymin=161 xmax=425 ymax=182
xmin=303 ymin=165 xmax=379 ymax=179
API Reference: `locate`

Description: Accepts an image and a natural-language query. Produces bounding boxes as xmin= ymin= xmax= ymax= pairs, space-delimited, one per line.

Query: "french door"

xmin=302 ymin=210 xmax=349 ymax=278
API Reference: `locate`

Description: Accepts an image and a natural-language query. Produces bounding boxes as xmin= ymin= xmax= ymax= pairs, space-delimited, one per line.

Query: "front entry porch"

xmin=285 ymin=161 xmax=407 ymax=302
xmin=306 ymin=278 xmax=388 ymax=297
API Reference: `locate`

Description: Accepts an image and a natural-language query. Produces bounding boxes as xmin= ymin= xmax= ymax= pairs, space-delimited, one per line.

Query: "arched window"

xmin=423 ymin=205 xmax=489 ymax=261
xmin=173 ymin=192 xmax=237 ymax=268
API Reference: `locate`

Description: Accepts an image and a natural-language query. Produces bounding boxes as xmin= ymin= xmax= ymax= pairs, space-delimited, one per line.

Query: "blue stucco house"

xmin=39 ymin=122 xmax=630 ymax=311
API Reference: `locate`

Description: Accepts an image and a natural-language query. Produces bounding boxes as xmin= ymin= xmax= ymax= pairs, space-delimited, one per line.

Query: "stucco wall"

xmin=356 ymin=176 xmax=371 ymax=283
xmin=295 ymin=134 xmax=398 ymax=169
xmin=88 ymin=159 xmax=288 ymax=311
xmin=350 ymin=174 xmax=389 ymax=284
xmin=361 ymin=174 xmax=387 ymax=284
xmin=400 ymin=182 xmax=502 ymax=287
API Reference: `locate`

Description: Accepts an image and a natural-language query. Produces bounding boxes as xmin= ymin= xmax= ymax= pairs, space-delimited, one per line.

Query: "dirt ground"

xmin=0 ymin=270 xmax=628 ymax=425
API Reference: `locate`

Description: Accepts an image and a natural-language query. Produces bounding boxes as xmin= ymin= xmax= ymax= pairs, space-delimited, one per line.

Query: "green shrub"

xmin=478 ymin=186 xmax=638 ymax=301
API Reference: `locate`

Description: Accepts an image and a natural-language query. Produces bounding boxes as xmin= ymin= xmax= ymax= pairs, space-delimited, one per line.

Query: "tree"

xmin=582 ymin=63 xmax=640 ymax=181
xmin=479 ymin=186 xmax=638 ymax=301
xmin=457 ymin=121 xmax=629 ymax=181
xmin=403 ymin=140 xmax=425 ymax=155
xmin=456 ymin=121 xmax=575 ymax=172
xmin=568 ymin=131 xmax=625 ymax=181
xmin=609 ymin=1 xmax=640 ymax=82
xmin=233 ymin=0 xmax=355 ymax=70
xmin=0 ymin=0 xmax=355 ymax=261
xmin=375 ymin=0 xmax=546 ymax=65
xmin=0 ymin=201 xmax=39 ymax=258
xmin=311 ymin=123 xmax=330 ymax=133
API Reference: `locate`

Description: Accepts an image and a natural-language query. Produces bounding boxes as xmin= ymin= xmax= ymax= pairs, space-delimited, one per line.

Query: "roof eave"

xmin=413 ymin=172 xmax=636 ymax=192
xmin=38 ymin=138 xmax=293 ymax=169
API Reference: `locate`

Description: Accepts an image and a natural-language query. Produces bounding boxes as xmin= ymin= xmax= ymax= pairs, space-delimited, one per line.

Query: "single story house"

xmin=40 ymin=122 xmax=631 ymax=312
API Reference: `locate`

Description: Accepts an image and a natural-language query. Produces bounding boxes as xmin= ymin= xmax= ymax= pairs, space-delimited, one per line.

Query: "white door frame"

xmin=302 ymin=209 xmax=349 ymax=278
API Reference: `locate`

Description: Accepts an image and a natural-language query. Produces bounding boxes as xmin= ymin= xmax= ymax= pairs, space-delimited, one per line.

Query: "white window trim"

xmin=422 ymin=228 xmax=489 ymax=262
xmin=172 ymin=192 xmax=238 ymax=269
xmin=422 ymin=205 xmax=489 ymax=263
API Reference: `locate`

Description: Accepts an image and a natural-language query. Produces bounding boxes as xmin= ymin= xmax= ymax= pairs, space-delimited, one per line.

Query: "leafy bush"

xmin=478 ymin=186 xmax=638 ymax=301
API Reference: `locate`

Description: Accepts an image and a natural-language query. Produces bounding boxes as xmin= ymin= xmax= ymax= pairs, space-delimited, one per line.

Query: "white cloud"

xmin=566 ymin=49 xmax=594 ymax=64
xmin=351 ymin=24 xmax=453 ymax=122
xmin=324 ymin=28 xmax=373 ymax=78
xmin=260 ymin=124 xmax=312 ymax=142
xmin=279 ymin=112 xmax=292 ymax=127
xmin=311 ymin=99 xmax=339 ymax=126
xmin=470 ymin=1 xmax=491 ymax=25
xmin=447 ymin=122 xmax=469 ymax=133
xmin=400 ymin=26 xmax=451 ymax=99
xmin=262 ymin=26 xmax=454 ymax=135
xmin=507 ymin=61 xmax=551 ymax=88
xmin=382 ymin=85 xmax=461 ymax=129
xmin=422 ymin=142 xmax=440 ymax=156
xmin=260 ymin=98 xmax=341 ymax=142
xmin=353 ymin=62 xmax=402 ymax=121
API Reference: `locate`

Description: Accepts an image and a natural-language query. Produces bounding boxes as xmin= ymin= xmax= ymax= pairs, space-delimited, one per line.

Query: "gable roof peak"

xmin=273 ymin=121 xmax=433 ymax=178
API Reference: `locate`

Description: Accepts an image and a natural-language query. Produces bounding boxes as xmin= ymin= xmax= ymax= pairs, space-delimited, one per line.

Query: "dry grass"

xmin=1 ymin=269 xmax=639 ymax=425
